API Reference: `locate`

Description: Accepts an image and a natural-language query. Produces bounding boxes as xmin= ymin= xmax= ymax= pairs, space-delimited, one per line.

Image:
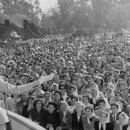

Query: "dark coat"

xmin=58 ymin=110 xmax=72 ymax=130
xmin=110 ymin=112 xmax=121 ymax=123
xmin=114 ymin=123 xmax=129 ymax=130
xmin=72 ymin=112 xmax=84 ymax=130
xmin=89 ymin=98 xmax=99 ymax=110
xmin=94 ymin=121 xmax=114 ymax=130
xmin=30 ymin=107 xmax=45 ymax=126
xmin=42 ymin=110 xmax=60 ymax=129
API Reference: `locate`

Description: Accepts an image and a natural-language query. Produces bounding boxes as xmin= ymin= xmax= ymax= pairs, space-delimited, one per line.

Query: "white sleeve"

xmin=0 ymin=107 xmax=9 ymax=125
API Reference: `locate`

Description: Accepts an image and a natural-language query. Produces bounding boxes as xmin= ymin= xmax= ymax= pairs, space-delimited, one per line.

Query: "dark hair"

xmin=59 ymin=84 xmax=66 ymax=90
xmin=47 ymin=101 xmax=58 ymax=111
xmin=34 ymin=99 xmax=43 ymax=108
xmin=82 ymin=95 xmax=90 ymax=102
xmin=98 ymin=98 xmax=105 ymax=105
xmin=70 ymin=95 xmax=79 ymax=101
xmin=115 ymin=91 xmax=123 ymax=97
xmin=54 ymin=90 xmax=62 ymax=99
xmin=111 ymin=102 xmax=119 ymax=109
xmin=101 ymin=111 xmax=109 ymax=118
xmin=85 ymin=105 xmax=93 ymax=112
xmin=79 ymin=86 xmax=87 ymax=92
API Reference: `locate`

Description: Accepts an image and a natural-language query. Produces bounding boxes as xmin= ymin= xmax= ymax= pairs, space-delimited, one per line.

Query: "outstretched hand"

xmin=39 ymin=73 xmax=55 ymax=84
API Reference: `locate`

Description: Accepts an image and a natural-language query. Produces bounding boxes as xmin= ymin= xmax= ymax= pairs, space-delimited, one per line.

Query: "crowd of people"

xmin=0 ymin=33 xmax=130 ymax=130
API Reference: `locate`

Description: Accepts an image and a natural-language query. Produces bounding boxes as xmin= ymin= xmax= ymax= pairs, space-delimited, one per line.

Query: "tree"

xmin=1 ymin=0 xmax=42 ymax=25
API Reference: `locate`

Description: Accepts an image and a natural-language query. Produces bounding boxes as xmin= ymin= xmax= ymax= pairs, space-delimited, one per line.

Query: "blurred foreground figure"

xmin=0 ymin=65 xmax=55 ymax=130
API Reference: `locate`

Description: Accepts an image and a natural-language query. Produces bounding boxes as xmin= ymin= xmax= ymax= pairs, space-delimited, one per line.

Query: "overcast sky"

xmin=39 ymin=0 xmax=57 ymax=13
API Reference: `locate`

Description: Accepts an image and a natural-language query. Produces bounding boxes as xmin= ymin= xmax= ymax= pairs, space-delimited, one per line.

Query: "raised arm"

xmin=0 ymin=73 xmax=55 ymax=95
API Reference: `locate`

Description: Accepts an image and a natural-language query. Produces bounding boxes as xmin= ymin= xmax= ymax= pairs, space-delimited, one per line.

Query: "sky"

xmin=39 ymin=0 xmax=58 ymax=13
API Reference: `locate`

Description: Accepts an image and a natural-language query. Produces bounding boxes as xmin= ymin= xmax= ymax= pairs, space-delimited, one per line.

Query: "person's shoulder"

xmin=81 ymin=115 xmax=86 ymax=120
xmin=93 ymin=116 xmax=99 ymax=121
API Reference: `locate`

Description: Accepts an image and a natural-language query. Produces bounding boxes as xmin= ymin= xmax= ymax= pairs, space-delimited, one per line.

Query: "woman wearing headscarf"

xmin=95 ymin=98 xmax=111 ymax=118
xmin=95 ymin=77 xmax=104 ymax=92
xmin=114 ymin=112 xmax=130 ymax=130
xmin=105 ymin=87 xmax=114 ymax=100
xmin=110 ymin=102 xmax=121 ymax=123
xmin=94 ymin=111 xmax=114 ymax=130
xmin=89 ymin=88 xmax=100 ymax=110
xmin=72 ymin=102 xmax=85 ymax=130
xmin=82 ymin=104 xmax=99 ymax=130
xmin=57 ymin=101 xmax=72 ymax=130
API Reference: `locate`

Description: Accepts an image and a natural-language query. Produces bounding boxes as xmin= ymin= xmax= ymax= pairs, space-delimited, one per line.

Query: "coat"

xmin=42 ymin=110 xmax=60 ymax=129
xmin=58 ymin=110 xmax=72 ymax=130
xmin=82 ymin=115 xmax=99 ymax=130
xmin=110 ymin=112 xmax=121 ymax=123
xmin=114 ymin=123 xmax=129 ymax=130
xmin=72 ymin=112 xmax=84 ymax=130
xmin=94 ymin=121 xmax=114 ymax=130
xmin=30 ymin=107 xmax=45 ymax=127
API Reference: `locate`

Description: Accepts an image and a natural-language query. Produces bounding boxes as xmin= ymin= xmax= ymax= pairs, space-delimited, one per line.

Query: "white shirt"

xmin=99 ymin=122 xmax=106 ymax=130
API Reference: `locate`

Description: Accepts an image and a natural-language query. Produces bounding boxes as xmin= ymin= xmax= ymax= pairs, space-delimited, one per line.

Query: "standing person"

xmin=94 ymin=111 xmax=114 ymax=130
xmin=89 ymin=88 xmax=99 ymax=109
xmin=72 ymin=102 xmax=85 ymax=130
xmin=82 ymin=105 xmax=99 ymax=130
xmin=42 ymin=101 xmax=60 ymax=130
xmin=114 ymin=112 xmax=130 ymax=130
xmin=110 ymin=102 xmax=121 ymax=123
xmin=30 ymin=99 xmax=45 ymax=126
xmin=57 ymin=101 xmax=72 ymax=130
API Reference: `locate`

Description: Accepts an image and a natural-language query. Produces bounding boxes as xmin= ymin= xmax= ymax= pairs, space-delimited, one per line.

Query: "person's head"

xmin=35 ymin=99 xmax=43 ymax=110
xmin=75 ymin=102 xmax=85 ymax=113
xmin=59 ymin=84 xmax=66 ymax=95
xmin=86 ymin=88 xmax=91 ymax=97
xmin=108 ymin=96 xmax=115 ymax=104
xmin=100 ymin=111 xmax=109 ymax=123
xmin=54 ymin=90 xmax=62 ymax=102
xmin=71 ymin=96 xmax=78 ymax=106
xmin=80 ymin=86 xmax=87 ymax=95
xmin=44 ymin=92 xmax=51 ymax=101
xmin=60 ymin=101 xmax=69 ymax=112
xmin=120 ymin=86 xmax=129 ymax=96
xmin=105 ymin=87 xmax=113 ymax=99
xmin=116 ymin=99 xmax=124 ymax=109
xmin=115 ymin=92 xmax=123 ymax=100
xmin=69 ymin=85 xmax=77 ymax=94
xmin=95 ymin=77 xmax=104 ymax=87
xmin=21 ymin=92 xmax=29 ymax=102
xmin=119 ymin=112 xmax=129 ymax=126
xmin=28 ymin=95 xmax=35 ymax=105
xmin=91 ymin=88 xmax=98 ymax=98
xmin=47 ymin=101 xmax=57 ymax=113
xmin=85 ymin=105 xmax=94 ymax=118
xmin=111 ymin=102 xmax=120 ymax=114
xmin=82 ymin=95 xmax=90 ymax=105
xmin=98 ymin=99 xmax=106 ymax=110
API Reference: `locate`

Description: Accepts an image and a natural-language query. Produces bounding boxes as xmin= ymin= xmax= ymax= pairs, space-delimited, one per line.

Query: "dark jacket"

xmin=72 ymin=112 xmax=83 ymax=130
xmin=110 ymin=112 xmax=121 ymax=123
xmin=58 ymin=110 xmax=72 ymax=130
xmin=114 ymin=123 xmax=129 ymax=130
xmin=89 ymin=98 xmax=99 ymax=110
xmin=94 ymin=121 xmax=114 ymax=130
xmin=42 ymin=110 xmax=60 ymax=129
xmin=30 ymin=107 xmax=45 ymax=126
